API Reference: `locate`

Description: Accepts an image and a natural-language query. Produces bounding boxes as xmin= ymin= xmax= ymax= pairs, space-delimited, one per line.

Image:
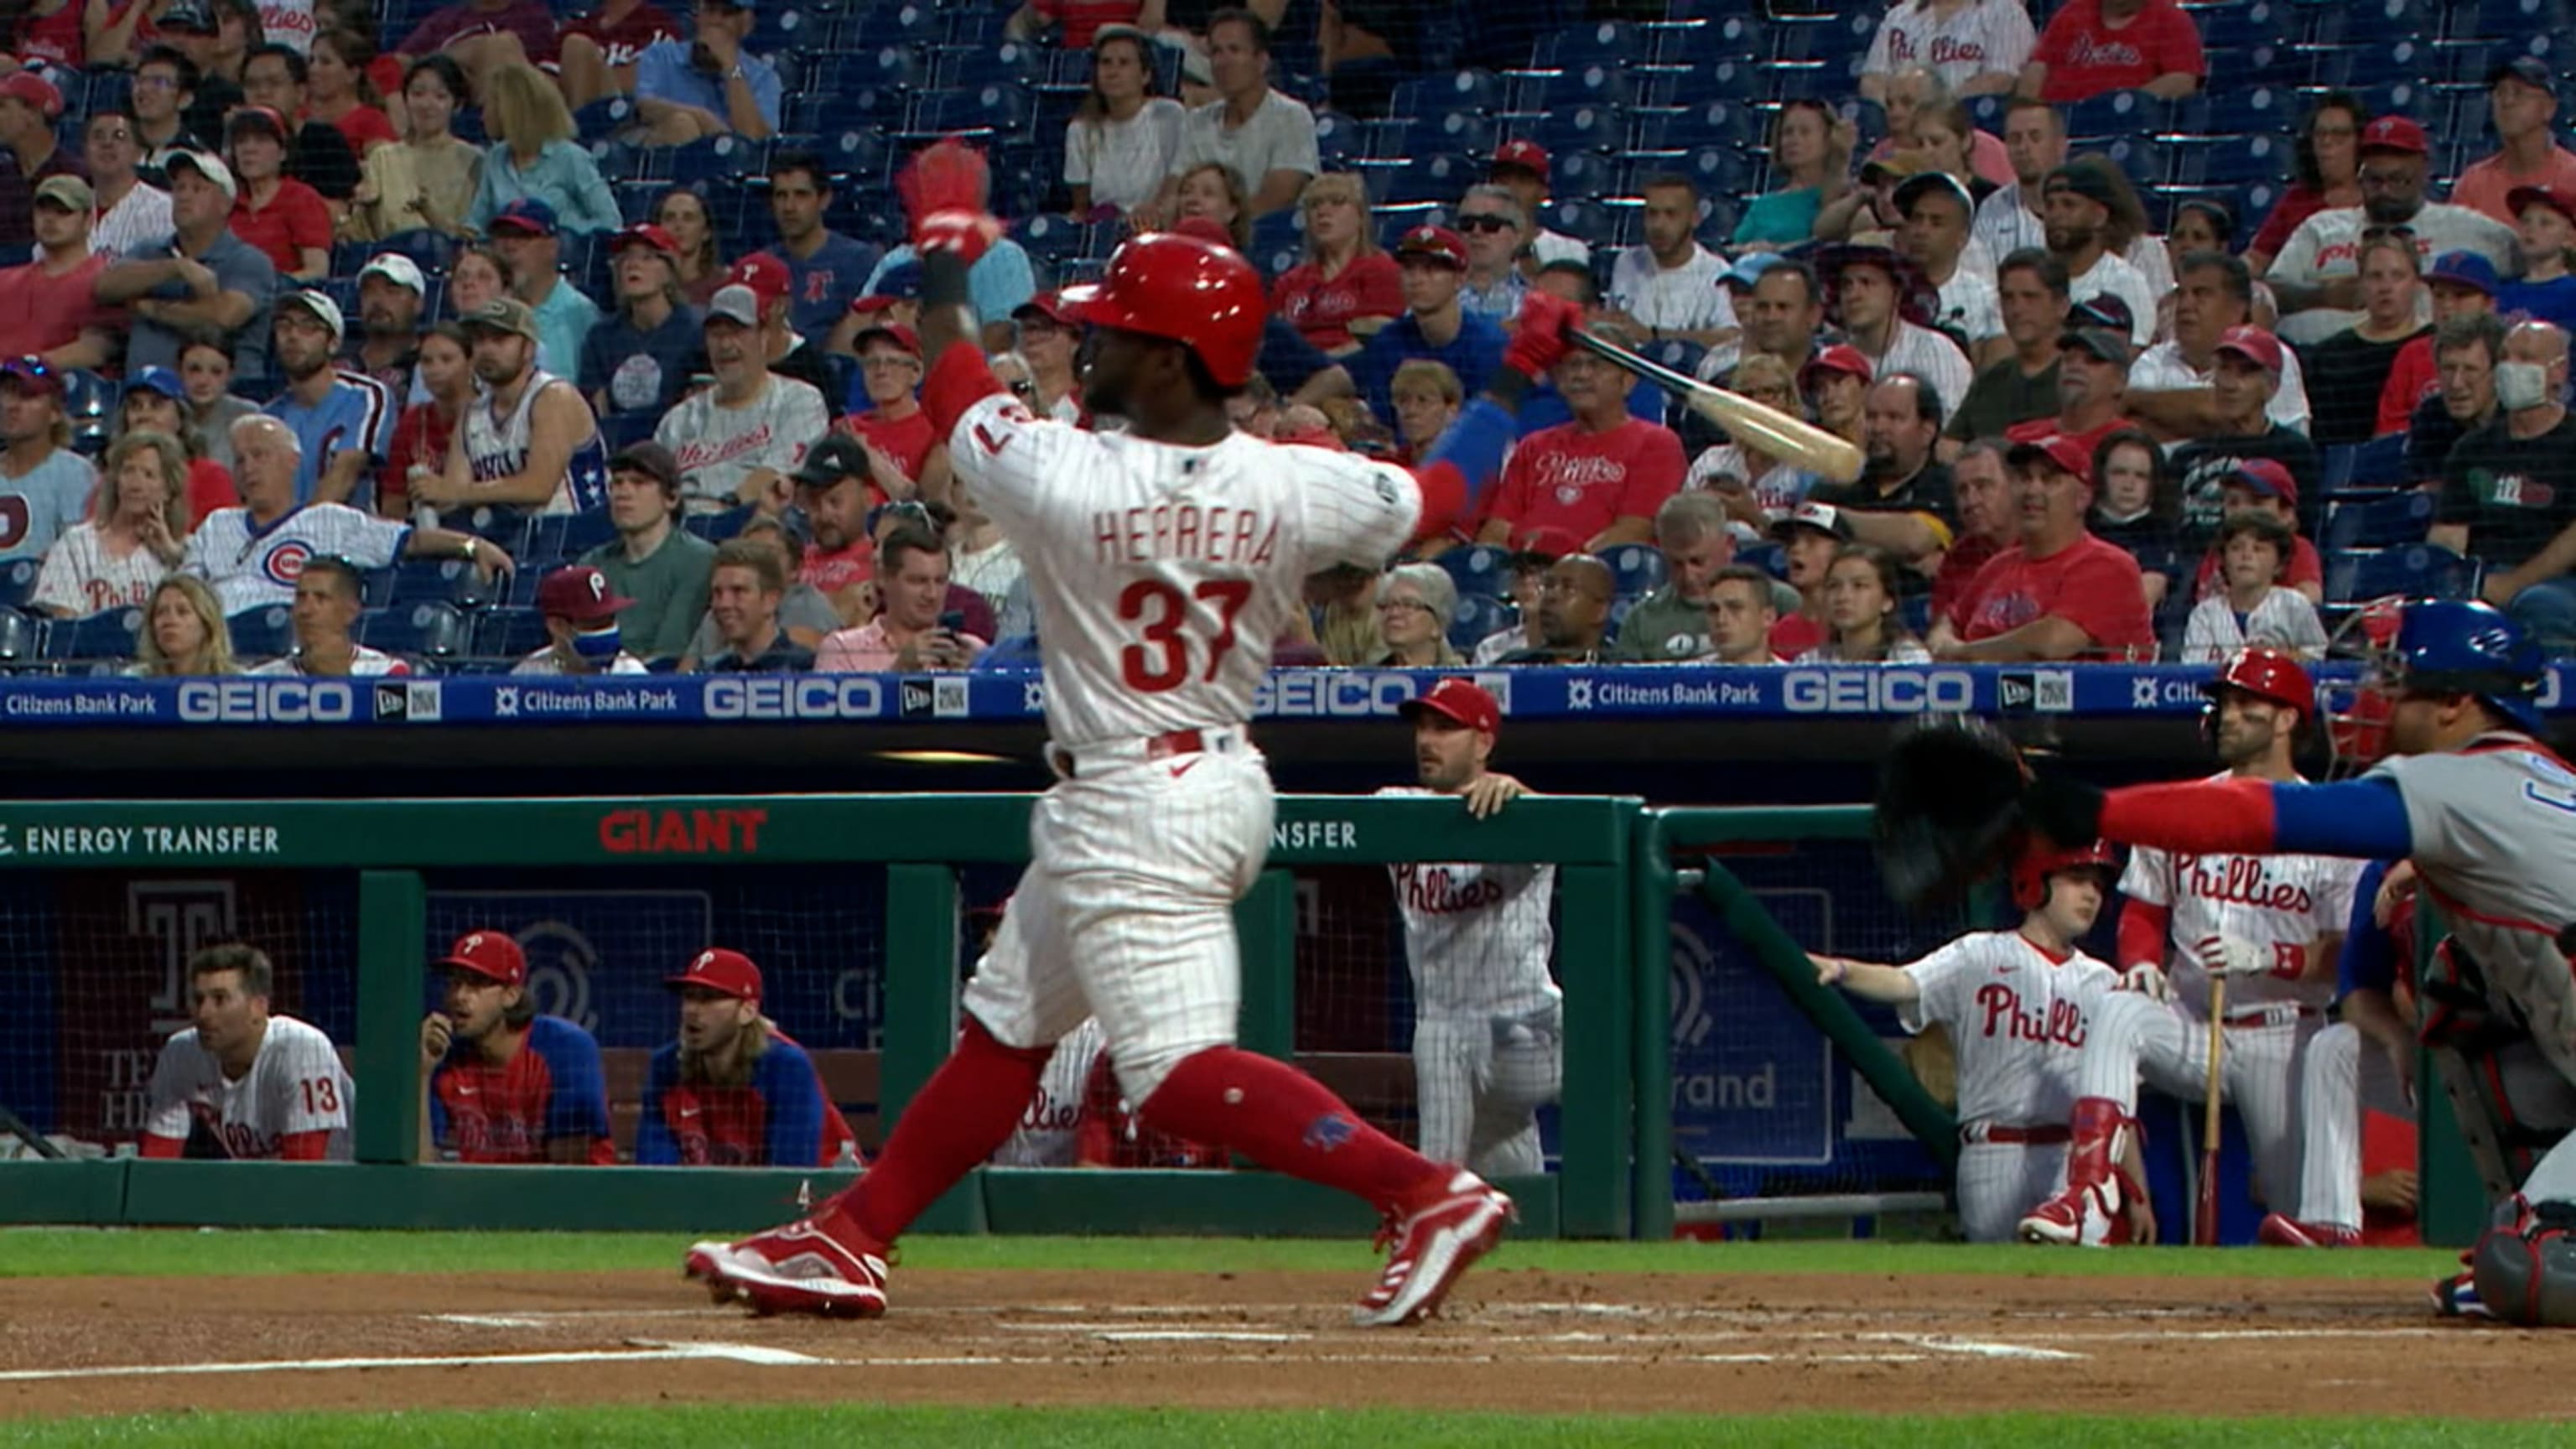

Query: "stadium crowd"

xmin=0 ymin=0 xmax=2573 ymax=677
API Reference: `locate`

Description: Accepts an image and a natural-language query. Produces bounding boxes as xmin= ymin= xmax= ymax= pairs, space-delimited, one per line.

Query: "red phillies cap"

xmin=1493 ymin=138 xmax=1550 ymax=175
xmin=534 ymin=564 xmax=633 ymax=622
xmin=2509 ymin=184 xmax=2576 ymax=226
xmin=1012 ymin=291 xmax=1076 ymax=326
xmin=609 ymin=222 xmax=679 ymax=258
xmin=665 ymin=948 xmax=762 ymax=1003
xmin=1800 ymin=344 xmax=1874 ymax=388
xmin=2007 ymin=433 xmax=2094 ymax=481
xmin=726 ymin=252 xmax=790 ymax=307
xmin=439 ymin=929 xmax=526 ymax=987
xmin=2358 ymin=115 xmax=2428 ymax=156
xmin=1400 ymin=677 xmax=1501 ymax=734
xmin=2213 ymin=325 xmax=2285 ymax=374
xmin=1395 ymin=225 xmax=1469 ymax=270
xmin=0 ymin=70 xmax=63 ymax=120
xmin=2226 ymin=457 xmax=2300 ymax=508
xmin=854 ymin=321 xmax=922 ymax=356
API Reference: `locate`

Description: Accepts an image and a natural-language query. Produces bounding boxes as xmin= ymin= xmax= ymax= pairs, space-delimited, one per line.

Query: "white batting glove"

xmin=2118 ymin=963 xmax=2171 ymax=1001
xmin=2194 ymin=934 xmax=2267 ymax=978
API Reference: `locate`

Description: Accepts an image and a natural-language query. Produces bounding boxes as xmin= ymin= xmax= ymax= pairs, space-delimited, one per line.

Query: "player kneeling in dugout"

xmin=143 ymin=943 xmax=352 ymax=1161
xmin=1379 ymin=678 xmax=1564 ymax=1177
xmin=1813 ymin=841 xmax=2153 ymax=1244
xmin=420 ymin=930 xmax=615 ymax=1164
xmin=639 ymin=949 xmax=860 ymax=1168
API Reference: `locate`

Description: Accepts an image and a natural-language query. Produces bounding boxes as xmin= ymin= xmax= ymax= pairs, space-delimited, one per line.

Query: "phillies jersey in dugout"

xmin=635 ymin=1031 xmax=859 ymax=1167
xmin=428 ymin=1014 xmax=615 ymax=1163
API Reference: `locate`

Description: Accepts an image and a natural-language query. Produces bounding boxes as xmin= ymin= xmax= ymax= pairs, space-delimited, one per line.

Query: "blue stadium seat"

xmin=2065 ymin=91 xmax=2167 ymax=144
xmin=2101 ymin=136 xmax=2171 ymax=189
xmin=2307 ymin=37 xmax=2436 ymax=90
xmin=1669 ymin=144 xmax=1757 ymax=200
xmin=475 ymin=607 xmax=548 ymax=661
xmin=2195 ymin=1 xmax=2289 ymax=51
xmin=522 ymin=507 xmax=617 ymax=567
xmin=848 ymin=0 xmax=939 ymax=50
xmin=1536 ymin=103 xmax=1626 ymax=158
xmin=360 ymin=601 xmax=470 ymax=659
xmin=1770 ymin=11 xmax=1879 ymax=62
xmin=2174 ymin=132 xmax=2295 ymax=187
xmin=1639 ymin=336 xmax=1707 ymax=379
xmin=1012 ymin=212 xmax=1088 ymax=267
xmin=1604 ymin=543 xmax=1668 ymax=597
xmin=2326 ymin=543 xmax=2476 ymax=603
xmin=0 ymin=607 xmax=42 ymax=666
xmin=1446 ymin=594 xmax=1513 ymax=653
xmin=1249 ymin=210 xmax=1306 ymax=271
xmin=1762 ymin=64 xmax=1843 ymax=103
xmin=0 ymin=558 xmax=39 ymax=611
xmin=1662 ymin=5 xmax=1764 ymax=60
xmin=2318 ymin=434 xmax=2413 ymax=497
xmin=1382 ymin=153 xmax=1480 ymax=205
xmin=1536 ymin=63 xmax=1630 ymax=113
xmin=2357 ymin=80 xmax=2436 ymax=122
xmin=2298 ymin=0 xmax=2436 ymax=46
xmin=2202 ymin=41 xmax=2298 ymax=87
xmin=1437 ymin=544 xmax=1515 ymax=600
xmin=937 ymin=39 xmax=1041 ymax=93
xmin=1534 ymin=21 xmax=1641 ymax=70
xmin=1633 ymin=98 xmax=1762 ymax=154
xmin=1534 ymin=199 xmax=1613 ymax=248
xmin=1546 ymin=149 xmax=1617 ymax=202
xmin=2459 ymin=0 xmax=2570 ymax=39
xmin=2323 ymin=490 xmax=2437 ymax=553
xmin=574 ymin=96 xmax=637 ymax=143
xmin=2172 ymin=86 xmax=2297 ymax=137
xmin=52 ymin=607 xmax=141 ymax=662
xmin=1389 ymin=70 xmax=1505 ymax=121
xmin=1738 ymin=542 xmax=1785 ymax=579
xmin=1410 ymin=108 xmax=1499 ymax=160
xmin=684 ymin=503 xmax=760 ymax=543
xmin=385 ymin=558 xmax=497 ymax=610
xmin=227 ymin=605 xmax=293 ymax=659
xmin=908 ymin=83 xmax=1034 ymax=143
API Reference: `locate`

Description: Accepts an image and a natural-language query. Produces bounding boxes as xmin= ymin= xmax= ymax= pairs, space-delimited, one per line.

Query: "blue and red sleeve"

xmin=2335 ymin=860 xmax=2402 ymax=1000
xmin=755 ymin=1043 xmax=828 ymax=1167
xmin=635 ymin=1046 xmax=680 ymax=1166
xmin=426 ymin=1063 xmax=450 ymax=1147
xmin=533 ymin=1018 xmax=614 ymax=1147
xmin=2096 ymin=776 xmax=2415 ymax=861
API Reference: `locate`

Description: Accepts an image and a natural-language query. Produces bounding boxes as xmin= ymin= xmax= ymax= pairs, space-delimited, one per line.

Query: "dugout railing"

xmin=0 ymin=793 xmax=1639 ymax=1239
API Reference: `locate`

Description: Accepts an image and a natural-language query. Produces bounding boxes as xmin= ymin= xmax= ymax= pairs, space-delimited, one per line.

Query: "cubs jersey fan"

xmin=142 ymin=1014 xmax=351 ymax=1161
xmin=184 ymin=502 xmax=412 ymax=614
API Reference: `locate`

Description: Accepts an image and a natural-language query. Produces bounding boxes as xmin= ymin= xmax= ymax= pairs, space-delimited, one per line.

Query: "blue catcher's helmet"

xmin=2388 ymin=599 xmax=2546 ymax=733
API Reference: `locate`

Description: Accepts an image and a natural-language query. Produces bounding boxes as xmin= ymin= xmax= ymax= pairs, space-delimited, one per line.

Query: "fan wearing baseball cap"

xmin=1931 ymin=432 xmax=2153 ymax=662
xmin=1379 ymin=678 xmax=1562 ymax=1176
xmin=1295 ymin=224 xmax=1505 ymax=429
xmin=652 ymin=266 xmax=834 ymax=517
xmin=1472 ymin=340 xmax=1685 ymax=555
xmin=580 ymin=223 xmax=708 ymax=420
xmin=96 ymin=148 xmax=283 ymax=378
xmin=2363 ymin=255 xmax=2497 ymax=438
xmin=2267 ymin=115 xmax=2517 ymax=350
xmin=0 ymin=175 xmax=112 ymax=370
xmin=2169 ymin=325 xmax=2324 ymax=546
xmin=263 ymin=289 xmax=397 ymax=506
xmin=0 ymin=71 xmax=79 ymax=251
xmin=513 ymin=564 xmax=649 ymax=675
xmin=2450 ymin=60 xmax=2576 ymax=228
xmin=2499 ymin=188 xmax=2576 ymax=335
xmin=639 ymin=949 xmax=862 ymax=1168
xmin=840 ymin=322 xmax=951 ymax=505
xmin=226 ymin=106 xmax=333 ymax=279
xmin=422 ymin=929 xmax=615 ymax=1166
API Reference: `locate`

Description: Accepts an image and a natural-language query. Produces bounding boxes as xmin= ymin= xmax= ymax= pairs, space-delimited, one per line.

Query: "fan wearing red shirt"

xmin=420 ymin=930 xmax=615 ymax=1165
xmin=226 ymin=107 xmax=331 ymax=279
xmin=1008 ymin=0 xmax=1142 ymax=49
xmin=1271 ymin=174 xmax=1404 ymax=356
xmin=1933 ymin=432 xmax=2155 ymax=661
xmin=637 ymin=949 xmax=860 ymax=1168
xmin=557 ymin=0 xmax=683 ymax=108
xmin=836 ymin=323 xmax=952 ymax=504
xmin=1472 ymin=345 xmax=1684 ymax=553
xmin=2020 ymin=0 xmax=2205 ymax=105
xmin=789 ymin=434 xmax=880 ymax=621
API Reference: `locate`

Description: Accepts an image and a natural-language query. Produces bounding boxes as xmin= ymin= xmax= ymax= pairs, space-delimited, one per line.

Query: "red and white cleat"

xmin=1353 ymin=1171 xmax=1514 ymax=1327
xmin=2257 ymin=1213 xmax=2360 ymax=1248
xmin=683 ymin=1219 xmax=891 ymax=1319
xmin=2018 ymin=1179 xmax=2132 ymax=1246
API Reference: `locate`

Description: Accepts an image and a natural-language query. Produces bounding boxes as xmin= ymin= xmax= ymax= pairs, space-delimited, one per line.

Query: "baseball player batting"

xmin=686 ymin=139 xmax=1573 ymax=1327
xmin=1886 ymin=599 xmax=2576 ymax=1322
xmin=2022 ymin=649 xmax=2366 ymax=1242
xmin=1379 ymin=678 xmax=1562 ymax=1177
xmin=142 ymin=943 xmax=351 ymax=1161
xmin=1815 ymin=841 xmax=2136 ymax=1244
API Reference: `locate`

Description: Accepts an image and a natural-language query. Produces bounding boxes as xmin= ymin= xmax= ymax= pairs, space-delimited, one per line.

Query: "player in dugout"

xmin=419 ymin=929 xmax=613 ymax=1164
xmin=143 ymin=943 xmax=352 ymax=1161
xmin=638 ymin=948 xmax=860 ymax=1167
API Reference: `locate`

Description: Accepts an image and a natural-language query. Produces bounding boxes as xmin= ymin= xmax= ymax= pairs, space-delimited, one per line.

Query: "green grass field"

xmin=0 ymin=1231 xmax=2513 ymax=1446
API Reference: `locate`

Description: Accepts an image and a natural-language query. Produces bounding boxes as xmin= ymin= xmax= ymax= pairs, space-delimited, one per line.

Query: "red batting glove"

xmin=1501 ymin=290 xmax=1582 ymax=381
xmin=898 ymin=138 xmax=1002 ymax=267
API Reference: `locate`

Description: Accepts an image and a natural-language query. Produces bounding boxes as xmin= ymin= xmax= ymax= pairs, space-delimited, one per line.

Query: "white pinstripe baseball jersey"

xmin=1375 ymin=786 xmax=1560 ymax=1017
xmin=2120 ymin=773 xmax=2365 ymax=1014
xmin=948 ymin=395 xmax=1421 ymax=748
xmin=1900 ymin=930 xmax=2120 ymax=1126
xmin=143 ymin=1015 xmax=351 ymax=1159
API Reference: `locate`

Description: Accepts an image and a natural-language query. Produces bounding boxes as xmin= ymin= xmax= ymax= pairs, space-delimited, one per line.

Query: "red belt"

xmin=2223 ymin=1003 xmax=2319 ymax=1028
xmin=1962 ymin=1122 xmax=2071 ymax=1145
xmin=1051 ymin=728 xmax=1208 ymax=779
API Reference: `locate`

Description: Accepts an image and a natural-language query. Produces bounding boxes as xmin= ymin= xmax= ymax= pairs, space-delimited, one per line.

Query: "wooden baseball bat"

xmin=2195 ymin=974 xmax=2227 ymax=1247
xmin=1567 ymin=327 xmax=1867 ymax=485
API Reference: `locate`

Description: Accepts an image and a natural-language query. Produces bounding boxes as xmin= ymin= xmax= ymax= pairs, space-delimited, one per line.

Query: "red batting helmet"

xmin=1062 ymin=231 xmax=1265 ymax=388
xmin=2202 ymin=646 xmax=2314 ymax=723
xmin=2011 ymin=839 xmax=2116 ymax=913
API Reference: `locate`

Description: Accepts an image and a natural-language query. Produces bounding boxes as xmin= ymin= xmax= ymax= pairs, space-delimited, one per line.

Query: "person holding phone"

xmin=813 ymin=524 xmax=987 ymax=671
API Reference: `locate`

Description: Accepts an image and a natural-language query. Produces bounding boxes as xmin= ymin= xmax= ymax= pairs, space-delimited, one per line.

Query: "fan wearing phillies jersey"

xmin=142 ymin=943 xmax=351 ymax=1161
xmin=2091 ymin=641 xmax=2359 ymax=1227
xmin=420 ymin=930 xmax=613 ymax=1165
xmin=1814 ymin=841 xmax=2131 ymax=1244
xmin=638 ymin=948 xmax=859 ymax=1168
xmin=686 ymin=140 xmax=1563 ymax=1328
xmin=1379 ymin=677 xmax=1562 ymax=1177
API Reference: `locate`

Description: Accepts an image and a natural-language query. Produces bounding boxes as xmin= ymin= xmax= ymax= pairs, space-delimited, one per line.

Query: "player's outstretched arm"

xmin=1812 ymin=953 xmax=1919 ymax=1005
xmin=2035 ymin=774 xmax=2417 ymax=866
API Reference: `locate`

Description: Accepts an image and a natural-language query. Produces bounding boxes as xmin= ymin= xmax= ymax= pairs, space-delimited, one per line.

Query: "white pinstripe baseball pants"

xmin=1412 ymin=1001 xmax=1561 ymax=1178
xmin=1956 ymin=1138 xmax=2070 ymax=1244
xmin=2075 ymin=991 xmax=2321 ymax=1211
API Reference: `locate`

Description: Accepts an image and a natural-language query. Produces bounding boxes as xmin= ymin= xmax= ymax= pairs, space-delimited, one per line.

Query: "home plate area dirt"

xmin=2 ymin=1270 xmax=2568 ymax=1421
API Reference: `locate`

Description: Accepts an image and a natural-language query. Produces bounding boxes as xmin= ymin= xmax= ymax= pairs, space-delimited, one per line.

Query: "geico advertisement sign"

xmin=178 ymin=679 xmax=358 ymax=723
xmin=1781 ymin=668 xmax=1976 ymax=714
xmin=1255 ymin=672 xmax=1418 ymax=717
xmin=701 ymin=677 xmax=888 ymax=719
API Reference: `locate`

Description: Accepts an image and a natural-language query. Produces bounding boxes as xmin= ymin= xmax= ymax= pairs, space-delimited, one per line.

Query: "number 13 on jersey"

xmin=1120 ymin=578 xmax=1253 ymax=692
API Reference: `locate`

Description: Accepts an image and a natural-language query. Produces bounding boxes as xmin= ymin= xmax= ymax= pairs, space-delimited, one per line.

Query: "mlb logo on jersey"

xmin=262 ymin=541 xmax=312 ymax=587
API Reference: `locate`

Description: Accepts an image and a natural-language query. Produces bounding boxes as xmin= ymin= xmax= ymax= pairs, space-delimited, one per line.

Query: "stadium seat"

xmin=938 ymin=40 xmax=1041 ymax=94
xmin=51 ymin=607 xmax=141 ymax=662
xmin=360 ymin=601 xmax=470 ymax=659
xmin=384 ymin=558 xmax=497 ymax=611
xmin=1546 ymin=149 xmax=1617 ymax=202
xmin=1633 ymin=98 xmax=1762 ymax=154
xmin=2298 ymin=0 xmax=2435 ymax=46
xmin=574 ymin=96 xmax=637 ymax=143
xmin=2194 ymin=1 xmax=2288 ymax=51
xmin=1410 ymin=108 xmax=1499 ymax=160
xmin=1536 ymin=104 xmax=1626 ymax=159
xmin=0 ymin=558 xmax=39 ymax=611
xmin=1535 ymin=64 xmax=1629 ymax=113
xmin=0 ymin=606 xmax=41 ymax=666
xmin=227 ymin=605 xmax=293 ymax=660
xmin=522 ymin=507 xmax=617 ymax=568
xmin=1667 ymin=144 xmax=1757 ymax=200
xmin=2324 ymin=490 xmax=2437 ymax=553
xmin=450 ymin=508 xmax=531 ymax=553
xmin=2174 ymin=132 xmax=2295 ymax=187
xmin=847 ymin=0 xmax=938 ymax=50
xmin=1437 ymin=544 xmax=1515 ymax=600
xmin=2325 ymin=543 xmax=2477 ymax=603
xmin=2318 ymin=434 xmax=2413 ymax=497
xmin=2172 ymin=86 xmax=2297 ymax=137
xmin=475 ymin=607 xmax=548 ymax=661
xmin=1535 ymin=22 xmax=1640 ymax=70
xmin=1604 ymin=543 xmax=1668 ymax=598
xmin=1388 ymin=70 xmax=1505 ymax=122
xmin=2066 ymin=91 xmax=2167 ymax=145
xmin=684 ymin=503 xmax=760 ymax=543
xmin=1769 ymin=11 xmax=1879 ymax=62
xmin=1447 ymin=593 xmax=1513 ymax=653
xmin=2461 ymin=0 xmax=2569 ymax=42
xmin=2307 ymin=38 xmax=2436 ymax=90
xmin=667 ymin=135 xmax=756 ymax=187
xmin=1385 ymin=153 xmax=1483 ymax=205
xmin=2101 ymin=136 xmax=2171 ymax=190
